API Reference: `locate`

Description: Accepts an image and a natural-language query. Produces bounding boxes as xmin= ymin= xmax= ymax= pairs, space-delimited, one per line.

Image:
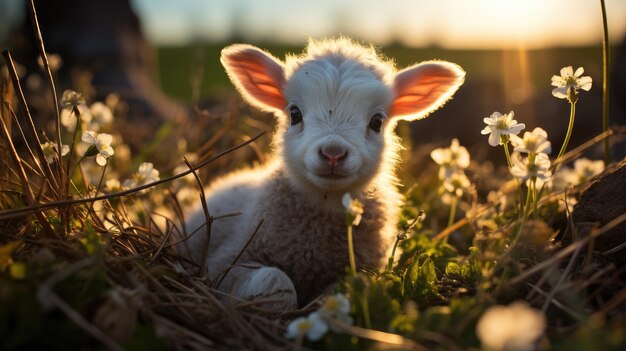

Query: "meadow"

xmin=1 ymin=4 xmax=625 ymax=351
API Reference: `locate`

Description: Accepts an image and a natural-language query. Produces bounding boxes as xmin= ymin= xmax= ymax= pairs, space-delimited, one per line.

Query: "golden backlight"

xmin=130 ymin=0 xmax=626 ymax=49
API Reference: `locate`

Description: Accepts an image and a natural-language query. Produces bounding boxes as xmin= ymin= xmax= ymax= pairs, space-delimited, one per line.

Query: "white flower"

xmin=570 ymin=158 xmax=604 ymax=184
xmin=319 ymin=293 xmax=353 ymax=331
xmin=60 ymin=104 xmax=92 ymax=132
xmin=123 ymin=162 xmax=160 ymax=189
xmin=555 ymin=158 xmax=604 ymax=188
xmin=139 ymin=162 xmax=160 ymax=184
xmin=510 ymin=152 xmax=552 ymax=185
xmin=342 ymin=193 xmax=364 ymax=226
xmin=88 ymin=102 xmax=114 ymax=130
xmin=61 ymin=89 xmax=86 ymax=109
xmin=105 ymin=178 xmax=122 ymax=193
xmin=481 ymin=111 xmax=525 ymax=147
xmin=41 ymin=141 xmax=69 ymax=164
xmin=430 ymin=138 xmax=470 ymax=179
xmin=285 ymin=312 xmax=328 ymax=341
xmin=510 ymin=127 xmax=551 ymax=155
xmin=551 ymin=66 xmax=592 ymax=100
xmin=439 ymin=170 xmax=471 ymax=205
xmin=442 ymin=170 xmax=471 ymax=198
xmin=81 ymin=131 xmax=114 ymax=166
xmin=320 ymin=293 xmax=351 ymax=316
xmin=476 ymin=302 xmax=546 ymax=351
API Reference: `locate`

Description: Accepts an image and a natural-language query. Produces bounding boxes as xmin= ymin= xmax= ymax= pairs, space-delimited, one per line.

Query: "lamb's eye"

xmin=289 ymin=106 xmax=303 ymax=125
xmin=369 ymin=113 xmax=384 ymax=133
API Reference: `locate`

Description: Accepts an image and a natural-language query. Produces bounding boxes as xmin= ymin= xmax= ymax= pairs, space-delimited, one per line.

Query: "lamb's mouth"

xmin=317 ymin=172 xmax=349 ymax=180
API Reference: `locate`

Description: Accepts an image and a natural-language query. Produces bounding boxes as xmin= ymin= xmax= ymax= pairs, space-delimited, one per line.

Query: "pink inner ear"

xmin=222 ymin=46 xmax=286 ymax=112
xmin=390 ymin=63 xmax=464 ymax=120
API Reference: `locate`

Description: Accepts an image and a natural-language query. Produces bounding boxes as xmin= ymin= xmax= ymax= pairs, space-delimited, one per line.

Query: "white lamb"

xmin=182 ymin=38 xmax=465 ymax=308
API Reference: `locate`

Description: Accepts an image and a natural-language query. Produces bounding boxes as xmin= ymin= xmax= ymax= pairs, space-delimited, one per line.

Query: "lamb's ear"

xmin=221 ymin=44 xmax=286 ymax=113
xmin=390 ymin=61 xmax=465 ymax=121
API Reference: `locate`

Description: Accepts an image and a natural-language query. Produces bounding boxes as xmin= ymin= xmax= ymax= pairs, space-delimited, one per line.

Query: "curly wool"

xmin=183 ymin=162 xmax=399 ymax=304
xmin=182 ymin=37 xmax=464 ymax=306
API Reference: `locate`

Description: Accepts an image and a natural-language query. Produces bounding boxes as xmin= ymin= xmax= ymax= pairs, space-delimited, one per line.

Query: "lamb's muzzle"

xmin=180 ymin=37 xmax=465 ymax=308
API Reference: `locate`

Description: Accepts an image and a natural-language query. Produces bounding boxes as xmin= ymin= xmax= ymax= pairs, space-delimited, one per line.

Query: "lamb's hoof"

xmin=228 ymin=266 xmax=297 ymax=310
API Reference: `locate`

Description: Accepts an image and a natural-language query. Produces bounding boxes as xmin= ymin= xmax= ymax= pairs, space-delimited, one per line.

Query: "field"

xmin=157 ymin=44 xmax=602 ymax=101
xmin=156 ymin=44 xmax=610 ymax=163
xmin=1 ymin=10 xmax=626 ymax=351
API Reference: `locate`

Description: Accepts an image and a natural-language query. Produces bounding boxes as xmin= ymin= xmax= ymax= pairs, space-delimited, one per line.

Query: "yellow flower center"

xmin=525 ymin=136 xmax=538 ymax=149
xmin=495 ymin=118 xmax=508 ymax=130
xmin=297 ymin=320 xmax=312 ymax=332
xmin=325 ymin=298 xmax=338 ymax=311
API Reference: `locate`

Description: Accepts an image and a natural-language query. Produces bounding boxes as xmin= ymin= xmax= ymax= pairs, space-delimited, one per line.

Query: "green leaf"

xmin=420 ymin=257 xmax=437 ymax=284
xmin=445 ymin=262 xmax=462 ymax=276
xmin=83 ymin=145 xmax=98 ymax=157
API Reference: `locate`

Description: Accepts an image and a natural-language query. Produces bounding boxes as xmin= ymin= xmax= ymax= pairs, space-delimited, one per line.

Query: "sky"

xmin=130 ymin=0 xmax=626 ymax=49
xmin=1 ymin=0 xmax=625 ymax=49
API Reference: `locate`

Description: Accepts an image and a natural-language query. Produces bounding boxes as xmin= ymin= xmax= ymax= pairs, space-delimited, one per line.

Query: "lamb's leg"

xmin=218 ymin=264 xmax=297 ymax=310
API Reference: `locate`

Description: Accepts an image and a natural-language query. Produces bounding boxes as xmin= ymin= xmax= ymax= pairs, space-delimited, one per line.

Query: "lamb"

xmin=181 ymin=37 xmax=465 ymax=308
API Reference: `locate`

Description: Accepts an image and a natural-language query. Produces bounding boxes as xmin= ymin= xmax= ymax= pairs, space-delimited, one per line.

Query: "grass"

xmin=156 ymin=43 xmax=603 ymax=103
xmin=1 ymin=3 xmax=626 ymax=350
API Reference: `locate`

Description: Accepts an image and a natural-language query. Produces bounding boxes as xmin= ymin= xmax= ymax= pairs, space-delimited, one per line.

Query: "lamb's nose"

xmin=319 ymin=145 xmax=347 ymax=166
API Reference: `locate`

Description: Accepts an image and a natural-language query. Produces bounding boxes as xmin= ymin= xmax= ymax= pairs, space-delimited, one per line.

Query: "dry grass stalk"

xmin=27 ymin=0 xmax=63 ymax=173
xmin=183 ymin=157 xmax=212 ymax=277
xmin=2 ymin=50 xmax=61 ymax=193
xmin=0 ymin=131 xmax=266 ymax=221
xmin=0 ymin=102 xmax=55 ymax=236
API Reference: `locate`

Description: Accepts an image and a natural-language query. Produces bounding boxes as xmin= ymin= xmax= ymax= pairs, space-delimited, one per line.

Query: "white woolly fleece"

xmin=182 ymin=37 xmax=465 ymax=306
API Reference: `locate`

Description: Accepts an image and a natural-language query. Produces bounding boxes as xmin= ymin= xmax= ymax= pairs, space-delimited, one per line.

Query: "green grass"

xmin=156 ymin=43 xmax=603 ymax=103
xmin=2 ymin=38 xmax=624 ymax=350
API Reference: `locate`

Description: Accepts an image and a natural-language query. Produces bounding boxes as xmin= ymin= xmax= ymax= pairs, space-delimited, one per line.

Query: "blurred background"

xmin=1 ymin=0 xmax=625 ymax=168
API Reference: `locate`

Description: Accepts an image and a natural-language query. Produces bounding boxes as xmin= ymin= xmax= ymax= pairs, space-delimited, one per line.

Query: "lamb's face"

xmin=220 ymin=39 xmax=465 ymax=197
xmin=281 ymin=60 xmax=394 ymax=193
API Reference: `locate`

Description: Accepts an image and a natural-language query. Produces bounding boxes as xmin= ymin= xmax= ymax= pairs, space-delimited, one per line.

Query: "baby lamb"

xmin=182 ymin=38 xmax=465 ymax=308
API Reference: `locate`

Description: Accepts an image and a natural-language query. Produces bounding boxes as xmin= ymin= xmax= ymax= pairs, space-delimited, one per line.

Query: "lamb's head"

xmin=221 ymin=38 xmax=465 ymax=195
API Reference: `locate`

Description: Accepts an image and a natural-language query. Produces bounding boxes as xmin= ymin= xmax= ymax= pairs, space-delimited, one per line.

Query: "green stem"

xmin=518 ymin=180 xmax=533 ymax=220
xmin=536 ymin=183 xmax=546 ymax=202
xmin=347 ymin=224 xmax=357 ymax=276
xmin=386 ymin=238 xmax=400 ymax=272
xmin=504 ymin=140 xmax=526 ymax=216
xmin=557 ymin=101 xmax=576 ymax=160
xmin=523 ymin=182 xmax=532 ymax=218
xmin=503 ymin=141 xmax=513 ymax=168
xmin=531 ymin=179 xmax=538 ymax=219
xmin=600 ymin=0 xmax=611 ymax=164
xmin=511 ymin=183 xmax=533 ymax=247
xmin=360 ymin=295 xmax=372 ymax=329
